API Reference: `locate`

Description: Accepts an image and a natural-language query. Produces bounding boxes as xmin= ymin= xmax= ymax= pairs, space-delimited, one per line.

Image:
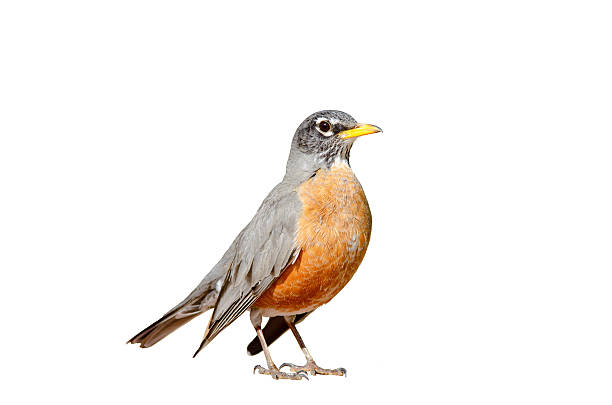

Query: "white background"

xmin=1 ymin=1 xmax=611 ymax=404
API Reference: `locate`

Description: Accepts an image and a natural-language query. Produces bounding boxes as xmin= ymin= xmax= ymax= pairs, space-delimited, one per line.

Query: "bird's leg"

xmin=250 ymin=310 xmax=307 ymax=380
xmin=279 ymin=316 xmax=346 ymax=377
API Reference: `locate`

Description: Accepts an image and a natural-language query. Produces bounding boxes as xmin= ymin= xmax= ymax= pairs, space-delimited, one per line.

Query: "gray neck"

xmin=282 ymin=148 xmax=321 ymax=186
xmin=283 ymin=149 xmax=352 ymax=186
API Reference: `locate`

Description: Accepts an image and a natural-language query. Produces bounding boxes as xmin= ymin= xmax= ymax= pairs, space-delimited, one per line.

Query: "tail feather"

xmin=128 ymin=311 xmax=202 ymax=348
xmin=127 ymin=283 xmax=220 ymax=348
xmin=128 ymin=242 xmax=235 ymax=350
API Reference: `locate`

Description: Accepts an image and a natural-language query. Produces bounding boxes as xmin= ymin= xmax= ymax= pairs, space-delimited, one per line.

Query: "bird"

xmin=127 ymin=110 xmax=381 ymax=380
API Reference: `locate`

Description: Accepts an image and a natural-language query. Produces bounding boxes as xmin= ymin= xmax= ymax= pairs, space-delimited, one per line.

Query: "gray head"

xmin=285 ymin=110 xmax=381 ymax=181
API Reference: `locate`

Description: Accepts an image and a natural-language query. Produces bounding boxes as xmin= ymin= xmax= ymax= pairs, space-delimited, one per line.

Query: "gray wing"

xmin=193 ymin=183 xmax=302 ymax=355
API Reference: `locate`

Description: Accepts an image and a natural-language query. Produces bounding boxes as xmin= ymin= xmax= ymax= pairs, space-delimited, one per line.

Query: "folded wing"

xmin=193 ymin=184 xmax=302 ymax=356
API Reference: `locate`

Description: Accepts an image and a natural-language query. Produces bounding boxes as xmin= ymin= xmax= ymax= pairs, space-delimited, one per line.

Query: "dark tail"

xmin=128 ymin=310 xmax=202 ymax=348
xmin=246 ymin=312 xmax=311 ymax=355
xmin=127 ymin=284 xmax=220 ymax=348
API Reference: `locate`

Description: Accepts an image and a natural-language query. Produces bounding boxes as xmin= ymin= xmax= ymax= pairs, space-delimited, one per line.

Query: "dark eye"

xmin=318 ymin=120 xmax=331 ymax=133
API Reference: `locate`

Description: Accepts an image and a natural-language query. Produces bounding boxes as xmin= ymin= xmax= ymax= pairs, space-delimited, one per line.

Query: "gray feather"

xmin=193 ymin=181 xmax=303 ymax=355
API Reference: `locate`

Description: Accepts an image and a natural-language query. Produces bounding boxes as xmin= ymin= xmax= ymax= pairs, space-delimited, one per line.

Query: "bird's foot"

xmin=279 ymin=361 xmax=346 ymax=377
xmin=253 ymin=364 xmax=309 ymax=380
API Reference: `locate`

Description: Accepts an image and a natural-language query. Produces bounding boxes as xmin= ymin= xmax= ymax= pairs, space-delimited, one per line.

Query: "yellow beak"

xmin=339 ymin=123 xmax=383 ymax=139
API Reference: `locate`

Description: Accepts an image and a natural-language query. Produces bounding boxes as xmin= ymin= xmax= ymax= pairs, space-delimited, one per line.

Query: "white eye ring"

xmin=316 ymin=120 xmax=333 ymax=136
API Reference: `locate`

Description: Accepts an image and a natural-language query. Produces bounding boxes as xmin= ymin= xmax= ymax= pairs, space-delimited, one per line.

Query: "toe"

xmin=252 ymin=364 xmax=309 ymax=381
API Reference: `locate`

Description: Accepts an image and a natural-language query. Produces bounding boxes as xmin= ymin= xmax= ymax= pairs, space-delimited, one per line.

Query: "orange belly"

xmin=254 ymin=163 xmax=372 ymax=317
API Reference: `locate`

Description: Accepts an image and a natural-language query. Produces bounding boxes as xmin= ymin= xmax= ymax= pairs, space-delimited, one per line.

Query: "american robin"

xmin=128 ymin=110 xmax=381 ymax=380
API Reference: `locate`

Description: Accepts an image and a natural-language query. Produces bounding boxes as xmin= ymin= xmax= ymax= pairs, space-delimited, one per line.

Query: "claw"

xmin=279 ymin=362 xmax=296 ymax=371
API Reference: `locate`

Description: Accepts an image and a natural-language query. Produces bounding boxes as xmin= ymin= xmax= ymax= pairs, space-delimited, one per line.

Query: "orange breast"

xmin=254 ymin=164 xmax=372 ymax=317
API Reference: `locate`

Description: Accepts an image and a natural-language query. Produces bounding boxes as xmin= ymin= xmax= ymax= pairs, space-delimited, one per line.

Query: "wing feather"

xmin=193 ymin=183 xmax=301 ymax=356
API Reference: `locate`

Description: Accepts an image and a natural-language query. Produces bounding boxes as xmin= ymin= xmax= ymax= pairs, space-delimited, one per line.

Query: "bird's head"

xmin=286 ymin=110 xmax=382 ymax=180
